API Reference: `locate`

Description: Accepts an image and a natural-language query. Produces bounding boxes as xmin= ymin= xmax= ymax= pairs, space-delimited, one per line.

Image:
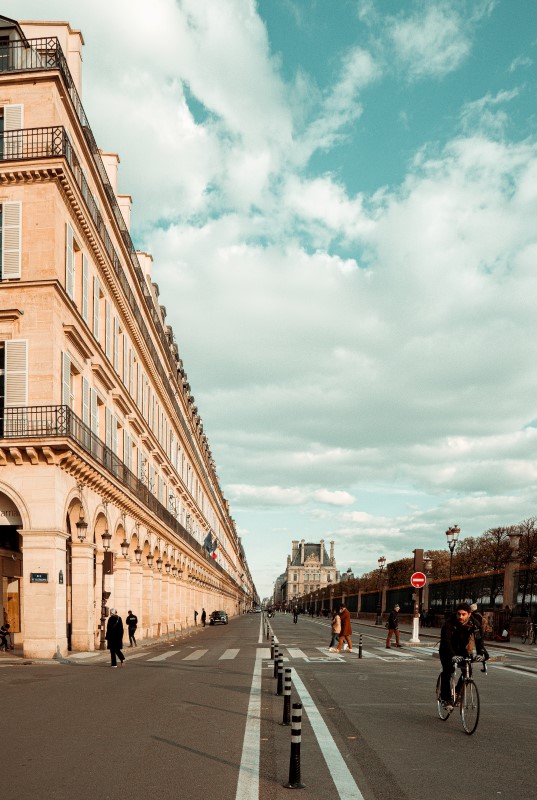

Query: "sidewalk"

xmin=0 ymin=625 xmax=207 ymax=665
xmin=354 ymin=617 xmax=532 ymax=652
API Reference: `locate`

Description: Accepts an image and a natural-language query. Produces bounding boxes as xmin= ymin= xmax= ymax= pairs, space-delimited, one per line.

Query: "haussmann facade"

xmin=0 ymin=15 xmax=254 ymax=658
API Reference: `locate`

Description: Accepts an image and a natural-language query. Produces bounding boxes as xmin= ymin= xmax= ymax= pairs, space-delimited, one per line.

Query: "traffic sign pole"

xmin=409 ymin=572 xmax=427 ymax=644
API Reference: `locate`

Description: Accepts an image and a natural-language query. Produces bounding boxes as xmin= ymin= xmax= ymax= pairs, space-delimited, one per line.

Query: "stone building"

xmin=0 ymin=14 xmax=253 ymax=657
xmin=279 ymin=539 xmax=338 ymax=605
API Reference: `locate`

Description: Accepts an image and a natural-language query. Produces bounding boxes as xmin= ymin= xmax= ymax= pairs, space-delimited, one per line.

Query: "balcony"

xmin=0 ymin=405 xmax=234 ymax=583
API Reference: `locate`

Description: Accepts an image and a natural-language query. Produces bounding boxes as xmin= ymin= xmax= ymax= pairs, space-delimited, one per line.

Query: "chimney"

xmin=136 ymin=251 xmax=153 ymax=285
xmin=117 ymin=194 xmax=132 ymax=231
xmin=320 ymin=538 xmax=324 ymax=563
xmin=292 ymin=540 xmax=299 ymax=560
xmin=330 ymin=540 xmax=335 ymax=565
xmin=300 ymin=539 xmax=305 ymax=564
xmin=99 ymin=152 xmax=120 ymax=195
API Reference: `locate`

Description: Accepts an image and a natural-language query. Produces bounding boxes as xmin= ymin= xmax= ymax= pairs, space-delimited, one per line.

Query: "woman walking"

xmin=328 ymin=609 xmax=341 ymax=651
xmin=335 ymin=604 xmax=353 ymax=653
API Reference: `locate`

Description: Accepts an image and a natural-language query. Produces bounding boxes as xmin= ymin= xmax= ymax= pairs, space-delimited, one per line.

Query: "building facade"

xmin=277 ymin=539 xmax=338 ymax=606
xmin=0 ymin=15 xmax=253 ymax=658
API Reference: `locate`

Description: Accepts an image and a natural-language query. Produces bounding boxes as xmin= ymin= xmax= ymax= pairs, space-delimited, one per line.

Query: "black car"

xmin=209 ymin=610 xmax=228 ymax=625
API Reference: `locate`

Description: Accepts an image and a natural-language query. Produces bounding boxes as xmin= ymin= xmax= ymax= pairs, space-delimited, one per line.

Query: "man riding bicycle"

xmin=439 ymin=602 xmax=487 ymax=708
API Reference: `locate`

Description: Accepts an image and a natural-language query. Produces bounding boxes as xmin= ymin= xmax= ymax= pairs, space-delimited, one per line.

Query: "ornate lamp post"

xmin=375 ymin=556 xmax=386 ymax=624
xmin=446 ymin=524 xmax=460 ymax=611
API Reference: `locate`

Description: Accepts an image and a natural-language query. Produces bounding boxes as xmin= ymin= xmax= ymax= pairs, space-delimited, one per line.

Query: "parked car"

xmin=209 ymin=610 xmax=228 ymax=625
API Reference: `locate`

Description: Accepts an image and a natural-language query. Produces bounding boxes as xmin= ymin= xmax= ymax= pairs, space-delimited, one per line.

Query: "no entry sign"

xmin=410 ymin=571 xmax=427 ymax=588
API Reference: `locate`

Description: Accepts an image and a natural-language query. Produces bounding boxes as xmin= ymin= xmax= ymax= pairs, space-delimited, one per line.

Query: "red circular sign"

xmin=410 ymin=571 xmax=427 ymax=588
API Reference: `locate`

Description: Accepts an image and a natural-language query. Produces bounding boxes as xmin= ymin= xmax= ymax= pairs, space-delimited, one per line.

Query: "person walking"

xmin=328 ymin=609 xmax=341 ymax=651
xmin=293 ymin=605 xmax=299 ymax=623
xmin=335 ymin=604 xmax=352 ymax=653
xmin=125 ymin=610 xmax=138 ymax=647
xmin=105 ymin=609 xmax=125 ymax=667
xmin=194 ymin=610 xmax=198 ymax=626
xmin=201 ymin=608 xmax=206 ymax=627
xmin=386 ymin=604 xmax=402 ymax=648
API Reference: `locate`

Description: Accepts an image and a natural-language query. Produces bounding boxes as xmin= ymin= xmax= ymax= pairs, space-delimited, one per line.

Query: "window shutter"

xmin=4 ymin=104 xmax=23 ymax=159
xmin=105 ymin=299 xmax=111 ymax=358
xmin=4 ymin=339 xmax=27 ymax=407
xmin=2 ymin=201 xmax=22 ymax=279
xmin=113 ymin=317 xmax=119 ymax=371
xmin=122 ymin=335 xmax=128 ymax=385
xmin=105 ymin=407 xmax=112 ymax=450
xmin=136 ymin=362 xmax=141 ymax=408
xmin=82 ymin=377 xmax=89 ymax=426
xmin=61 ymin=352 xmax=71 ymax=407
xmin=93 ymin=277 xmax=100 ymax=338
xmin=112 ymin=414 xmax=118 ymax=455
xmin=65 ymin=223 xmax=75 ymax=299
xmin=129 ymin=349 xmax=134 ymax=396
xmin=90 ymin=388 xmax=98 ymax=434
xmin=81 ymin=254 xmax=89 ymax=322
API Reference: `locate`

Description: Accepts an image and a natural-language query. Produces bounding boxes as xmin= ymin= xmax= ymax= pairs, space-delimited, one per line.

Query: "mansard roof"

xmin=291 ymin=542 xmax=331 ymax=567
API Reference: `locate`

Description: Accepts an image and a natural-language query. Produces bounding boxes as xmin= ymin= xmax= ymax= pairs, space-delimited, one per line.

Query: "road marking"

xmin=220 ymin=649 xmax=240 ymax=660
xmin=183 ymin=649 xmax=208 ymax=661
xmin=291 ymin=668 xmax=366 ymax=800
xmin=122 ymin=651 xmax=148 ymax=661
xmin=257 ymin=647 xmax=271 ymax=659
xmin=147 ymin=650 xmax=181 ymax=662
xmin=492 ymin=664 xmax=537 ymax=679
xmin=374 ymin=648 xmax=416 ymax=658
xmin=287 ymin=648 xmax=307 ymax=659
xmin=258 ymin=614 xmax=264 ymax=644
xmin=235 ymin=649 xmax=262 ymax=800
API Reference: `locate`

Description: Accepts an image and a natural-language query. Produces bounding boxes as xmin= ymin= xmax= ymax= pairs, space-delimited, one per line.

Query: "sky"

xmin=13 ymin=0 xmax=537 ymax=599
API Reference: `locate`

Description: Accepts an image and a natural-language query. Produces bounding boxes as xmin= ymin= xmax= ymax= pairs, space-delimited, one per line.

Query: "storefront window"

xmin=2 ymin=576 xmax=20 ymax=632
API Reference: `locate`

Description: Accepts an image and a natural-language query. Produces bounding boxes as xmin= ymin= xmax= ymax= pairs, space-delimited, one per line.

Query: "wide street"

xmin=2 ymin=613 xmax=536 ymax=800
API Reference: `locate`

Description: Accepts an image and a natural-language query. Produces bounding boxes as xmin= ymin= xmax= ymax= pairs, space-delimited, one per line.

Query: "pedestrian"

xmin=335 ymin=604 xmax=352 ymax=653
xmin=194 ymin=610 xmax=198 ymax=626
xmin=469 ymin=603 xmax=490 ymax=656
xmin=328 ymin=609 xmax=341 ymax=651
xmin=0 ymin=622 xmax=12 ymax=651
xmin=201 ymin=608 xmax=206 ymax=627
xmin=125 ymin=609 xmax=138 ymax=647
xmin=386 ymin=604 xmax=402 ymax=648
xmin=105 ymin=609 xmax=125 ymax=667
xmin=293 ymin=605 xmax=298 ymax=623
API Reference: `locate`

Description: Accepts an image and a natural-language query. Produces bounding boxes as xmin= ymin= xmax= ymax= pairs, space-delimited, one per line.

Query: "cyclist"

xmin=439 ymin=602 xmax=486 ymax=709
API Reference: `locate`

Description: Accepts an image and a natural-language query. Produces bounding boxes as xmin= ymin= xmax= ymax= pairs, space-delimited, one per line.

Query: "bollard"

xmin=281 ymin=668 xmax=292 ymax=726
xmin=358 ymin=633 xmax=363 ymax=659
xmin=271 ymin=636 xmax=275 ymax=660
xmin=273 ymin=644 xmax=279 ymax=678
xmin=284 ymin=702 xmax=305 ymax=789
xmin=276 ymin=654 xmax=284 ymax=695
xmin=267 ymin=623 xmax=270 ymax=640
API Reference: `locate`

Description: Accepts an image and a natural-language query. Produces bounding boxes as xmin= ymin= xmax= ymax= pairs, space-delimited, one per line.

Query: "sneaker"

xmin=328 ymin=647 xmax=337 ymax=652
xmin=441 ymin=701 xmax=454 ymax=713
xmin=385 ymin=646 xmax=391 ymax=649
xmin=343 ymin=643 xmax=349 ymax=651
xmin=111 ymin=665 xmax=117 ymax=668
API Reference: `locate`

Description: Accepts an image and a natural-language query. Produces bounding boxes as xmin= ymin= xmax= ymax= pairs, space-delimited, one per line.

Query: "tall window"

xmin=0 ymin=201 xmax=22 ymax=280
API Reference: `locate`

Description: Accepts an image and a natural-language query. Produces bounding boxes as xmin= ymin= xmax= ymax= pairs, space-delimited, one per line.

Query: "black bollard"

xmin=266 ymin=623 xmax=270 ymax=640
xmin=276 ymin=654 xmax=284 ymax=695
xmin=358 ymin=633 xmax=363 ymax=659
xmin=281 ymin=667 xmax=292 ymax=726
xmin=270 ymin=636 xmax=275 ymax=660
xmin=273 ymin=644 xmax=279 ymax=678
xmin=284 ymin=702 xmax=305 ymax=789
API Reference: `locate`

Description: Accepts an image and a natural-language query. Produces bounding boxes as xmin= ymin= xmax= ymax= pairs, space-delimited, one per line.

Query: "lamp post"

xmin=375 ymin=556 xmax=386 ymax=624
xmin=99 ymin=505 xmax=112 ymax=651
xmin=446 ymin=524 xmax=460 ymax=611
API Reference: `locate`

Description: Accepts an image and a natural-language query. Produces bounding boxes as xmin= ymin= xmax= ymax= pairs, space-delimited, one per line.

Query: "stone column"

xmin=70 ymin=541 xmax=96 ymax=652
xmin=170 ymin=577 xmax=177 ymax=636
xmin=142 ymin=566 xmax=153 ymax=638
xmin=113 ymin=558 xmax=131 ymax=619
xmin=21 ymin=529 xmax=69 ymax=659
xmin=161 ymin=572 xmax=169 ymax=636
xmin=153 ymin=571 xmax=162 ymax=638
xmin=130 ymin=563 xmax=143 ymax=641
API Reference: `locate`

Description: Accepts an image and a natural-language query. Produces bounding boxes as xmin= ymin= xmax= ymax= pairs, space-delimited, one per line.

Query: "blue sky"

xmin=15 ymin=0 xmax=537 ymax=598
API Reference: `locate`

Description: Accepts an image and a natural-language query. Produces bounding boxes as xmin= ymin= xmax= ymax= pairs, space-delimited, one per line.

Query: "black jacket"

xmin=125 ymin=614 xmax=138 ymax=631
xmin=105 ymin=614 xmax=124 ymax=650
xmin=439 ymin=617 xmax=483 ymax=660
xmin=388 ymin=611 xmax=399 ymax=630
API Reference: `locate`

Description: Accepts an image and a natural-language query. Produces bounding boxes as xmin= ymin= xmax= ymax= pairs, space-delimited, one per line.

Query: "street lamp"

xmin=120 ymin=538 xmax=129 ymax=559
xmin=134 ymin=545 xmax=142 ymax=563
xmin=375 ymin=556 xmax=386 ymax=624
xmin=146 ymin=552 xmax=154 ymax=568
xmin=446 ymin=524 xmax=460 ymax=611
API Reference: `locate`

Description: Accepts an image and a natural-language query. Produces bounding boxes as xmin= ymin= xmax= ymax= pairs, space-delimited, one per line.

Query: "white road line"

xmin=291 ymin=668 xmax=366 ymax=800
xmin=257 ymin=647 xmax=271 ymax=660
xmin=183 ymin=649 xmax=208 ymax=661
xmin=122 ymin=651 xmax=148 ymax=661
xmin=491 ymin=664 xmax=537 ymax=679
xmin=220 ymin=649 xmax=240 ymax=660
xmin=258 ymin=614 xmax=264 ymax=644
xmin=147 ymin=650 xmax=181 ymax=662
xmin=374 ymin=648 xmax=416 ymax=658
xmin=287 ymin=648 xmax=307 ymax=659
xmin=235 ymin=649 xmax=262 ymax=800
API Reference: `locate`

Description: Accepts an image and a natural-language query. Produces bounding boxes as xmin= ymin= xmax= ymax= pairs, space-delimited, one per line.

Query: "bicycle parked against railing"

xmin=435 ymin=655 xmax=486 ymax=735
xmin=520 ymin=619 xmax=536 ymax=645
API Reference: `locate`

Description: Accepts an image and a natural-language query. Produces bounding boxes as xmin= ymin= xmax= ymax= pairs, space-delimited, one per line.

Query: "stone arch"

xmin=0 ymin=481 xmax=30 ymax=530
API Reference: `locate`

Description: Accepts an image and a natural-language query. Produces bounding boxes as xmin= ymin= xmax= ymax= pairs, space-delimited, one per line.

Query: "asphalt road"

xmin=1 ymin=613 xmax=536 ymax=800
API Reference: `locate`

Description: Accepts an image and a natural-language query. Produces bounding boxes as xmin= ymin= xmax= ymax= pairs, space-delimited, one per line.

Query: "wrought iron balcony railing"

xmin=0 ymin=404 xmax=235 ymax=584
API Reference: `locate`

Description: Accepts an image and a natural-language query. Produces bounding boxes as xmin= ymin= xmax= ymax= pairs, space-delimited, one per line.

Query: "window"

xmin=1 ymin=104 xmax=23 ymax=160
xmin=65 ymin=223 xmax=74 ymax=299
xmin=105 ymin=300 xmax=111 ymax=359
xmin=61 ymin=353 xmax=75 ymax=409
xmin=81 ymin=254 xmax=89 ymax=322
xmin=113 ymin=318 xmax=119 ymax=372
xmin=92 ymin=278 xmax=101 ymax=339
xmin=1 ymin=201 xmax=22 ymax=279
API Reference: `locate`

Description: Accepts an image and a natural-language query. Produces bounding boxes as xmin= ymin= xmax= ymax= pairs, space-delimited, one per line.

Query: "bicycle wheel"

xmin=436 ymin=674 xmax=451 ymax=720
xmin=460 ymin=679 xmax=480 ymax=735
xmin=521 ymin=628 xmax=528 ymax=644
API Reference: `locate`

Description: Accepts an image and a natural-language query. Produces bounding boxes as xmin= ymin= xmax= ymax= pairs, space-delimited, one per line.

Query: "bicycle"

xmin=520 ymin=619 xmax=536 ymax=645
xmin=435 ymin=656 xmax=485 ymax=735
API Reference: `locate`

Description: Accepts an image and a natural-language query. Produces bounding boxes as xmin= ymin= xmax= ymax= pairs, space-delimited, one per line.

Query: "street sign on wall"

xmin=410 ymin=571 xmax=427 ymax=588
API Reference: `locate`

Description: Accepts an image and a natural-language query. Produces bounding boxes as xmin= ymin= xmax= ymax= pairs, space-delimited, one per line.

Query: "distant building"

xmin=277 ymin=539 xmax=338 ymax=605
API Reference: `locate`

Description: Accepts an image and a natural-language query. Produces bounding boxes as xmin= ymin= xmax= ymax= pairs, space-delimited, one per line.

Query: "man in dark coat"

xmin=105 ymin=609 xmax=125 ymax=667
xmin=201 ymin=608 xmax=207 ymax=627
xmin=335 ymin=604 xmax=353 ymax=653
xmin=125 ymin=610 xmax=138 ymax=647
xmin=439 ymin=602 xmax=486 ymax=705
xmin=386 ymin=604 xmax=402 ymax=648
